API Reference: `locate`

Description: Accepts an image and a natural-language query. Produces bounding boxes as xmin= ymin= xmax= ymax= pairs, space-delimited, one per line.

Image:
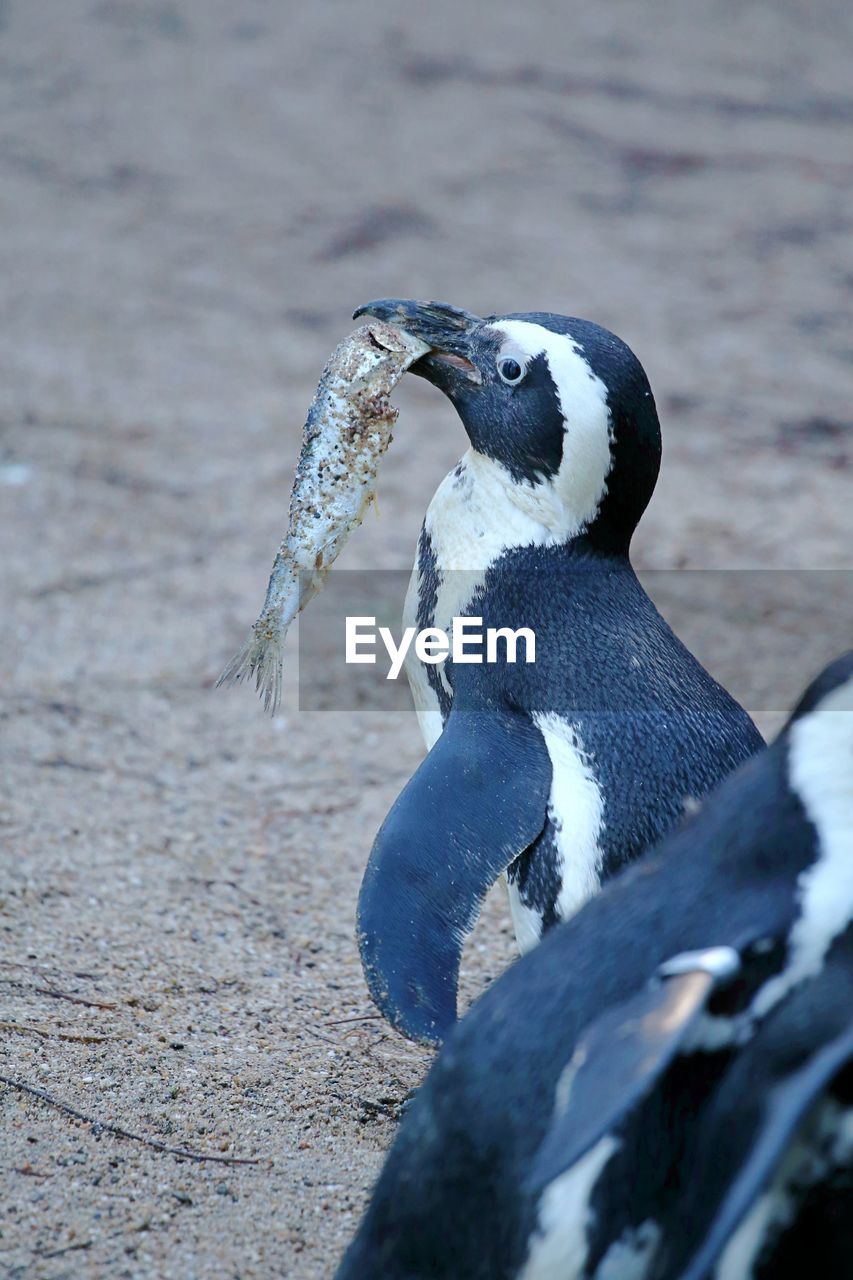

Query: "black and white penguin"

xmin=352 ymin=298 xmax=763 ymax=1044
xmin=335 ymin=651 xmax=853 ymax=1280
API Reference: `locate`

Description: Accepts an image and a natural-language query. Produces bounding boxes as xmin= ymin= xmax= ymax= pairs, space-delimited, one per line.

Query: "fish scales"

xmin=218 ymin=320 xmax=429 ymax=713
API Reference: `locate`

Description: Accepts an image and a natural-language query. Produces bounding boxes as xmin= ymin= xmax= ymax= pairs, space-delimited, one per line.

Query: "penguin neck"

xmin=423 ymin=448 xmax=632 ymax=574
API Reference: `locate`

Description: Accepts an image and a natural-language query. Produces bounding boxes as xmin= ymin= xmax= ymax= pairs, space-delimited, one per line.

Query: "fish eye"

xmin=497 ymin=357 xmax=524 ymax=385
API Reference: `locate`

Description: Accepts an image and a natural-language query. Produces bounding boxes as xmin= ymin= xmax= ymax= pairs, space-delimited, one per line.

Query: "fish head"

xmin=354 ymin=298 xmax=483 ymax=394
xmin=354 ymin=299 xmax=662 ymax=550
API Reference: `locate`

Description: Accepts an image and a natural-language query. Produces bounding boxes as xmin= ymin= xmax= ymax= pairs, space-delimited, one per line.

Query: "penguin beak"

xmin=353 ymin=298 xmax=483 ymax=390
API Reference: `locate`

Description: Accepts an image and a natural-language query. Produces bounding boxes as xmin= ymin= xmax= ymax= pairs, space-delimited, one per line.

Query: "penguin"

xmin=662 ymin=957 xmax=853 ymax=1280
xmin=335 ymin=651 xmax=853 ymax=1280
xmin=351 ymin=298 xmax=763 ymax=1044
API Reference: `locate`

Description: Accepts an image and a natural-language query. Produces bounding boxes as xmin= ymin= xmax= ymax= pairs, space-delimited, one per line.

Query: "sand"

xmin=1 ymin=1 xmax=851 ymax=1276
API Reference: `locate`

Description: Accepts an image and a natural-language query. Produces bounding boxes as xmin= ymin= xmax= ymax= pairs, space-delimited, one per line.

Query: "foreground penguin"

xmin=336 ymin=651 xmax=853 ymax=1280
xmin=352 ymin=298 xmax=763 ymax=1043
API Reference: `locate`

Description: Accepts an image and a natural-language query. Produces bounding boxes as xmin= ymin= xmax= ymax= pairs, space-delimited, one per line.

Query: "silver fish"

xmin=217 ymin=320 xmax=430 ymax=713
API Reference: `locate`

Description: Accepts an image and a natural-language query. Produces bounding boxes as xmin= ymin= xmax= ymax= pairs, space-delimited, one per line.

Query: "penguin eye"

xmin=497 ymin=357 xmax=525 ymax=385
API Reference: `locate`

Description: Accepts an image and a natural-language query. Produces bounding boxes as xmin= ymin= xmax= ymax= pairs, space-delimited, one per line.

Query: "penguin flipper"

xmin=528 ymin=948 xmax=740 ymax=1195
xmin=676 ymin=1020 xmax=853 ymax=1280
xmin=357 ymin=705 xmax=551 ymax=1044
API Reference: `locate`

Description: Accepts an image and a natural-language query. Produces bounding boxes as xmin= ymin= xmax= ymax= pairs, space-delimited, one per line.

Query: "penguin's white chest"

xmin=403 ymin=449 xmax=551 ymax=749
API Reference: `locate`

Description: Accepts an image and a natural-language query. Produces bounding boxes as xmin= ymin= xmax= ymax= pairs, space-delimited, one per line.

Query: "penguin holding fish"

xmin=219 ymin=300 xmax=763 ymax=1047
xmin=352 ymin=299 xmax=763 ymax=1045
xmin=335 ymin=651 xmax=853 ymax=1280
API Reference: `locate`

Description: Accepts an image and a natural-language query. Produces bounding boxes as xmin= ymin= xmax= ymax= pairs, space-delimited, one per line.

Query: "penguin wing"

xmin=357 ymin=704 xmax=551 ymax=1044
xmin=676 ymin=1019 xmax=853 ymax=1280
xmin=528 ymin=948 xmax=740 ymax=1195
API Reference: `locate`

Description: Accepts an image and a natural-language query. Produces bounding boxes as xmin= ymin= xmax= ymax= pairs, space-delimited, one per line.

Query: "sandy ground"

xmin=1 ymin=1 xmax=852 ymax=1276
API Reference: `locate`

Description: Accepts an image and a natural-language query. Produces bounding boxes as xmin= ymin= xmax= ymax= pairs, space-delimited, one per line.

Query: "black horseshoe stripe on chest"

xmin=414 ymin=526 xmax=452 ymax=721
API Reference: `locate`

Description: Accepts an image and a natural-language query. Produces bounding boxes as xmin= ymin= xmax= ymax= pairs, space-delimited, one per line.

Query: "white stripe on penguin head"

xmin=487 ymin=319 xmax=613 ymax=541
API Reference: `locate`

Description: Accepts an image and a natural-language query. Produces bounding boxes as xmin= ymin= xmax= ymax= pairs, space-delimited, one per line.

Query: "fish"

xmin=217 ymin=319 xmax=430 ymax=713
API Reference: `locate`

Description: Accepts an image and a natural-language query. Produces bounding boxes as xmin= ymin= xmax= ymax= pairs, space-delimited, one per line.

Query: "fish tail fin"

xmin=216 ymin=625 xmax=285 ymax=716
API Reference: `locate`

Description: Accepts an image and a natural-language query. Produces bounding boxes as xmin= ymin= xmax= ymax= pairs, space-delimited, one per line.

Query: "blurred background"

xmin=1 ymin=2 xmax=851 ymax=1276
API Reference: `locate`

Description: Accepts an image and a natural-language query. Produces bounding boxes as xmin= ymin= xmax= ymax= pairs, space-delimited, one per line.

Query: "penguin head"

xmin=354 ymin=298 xmax=662 ymax=553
